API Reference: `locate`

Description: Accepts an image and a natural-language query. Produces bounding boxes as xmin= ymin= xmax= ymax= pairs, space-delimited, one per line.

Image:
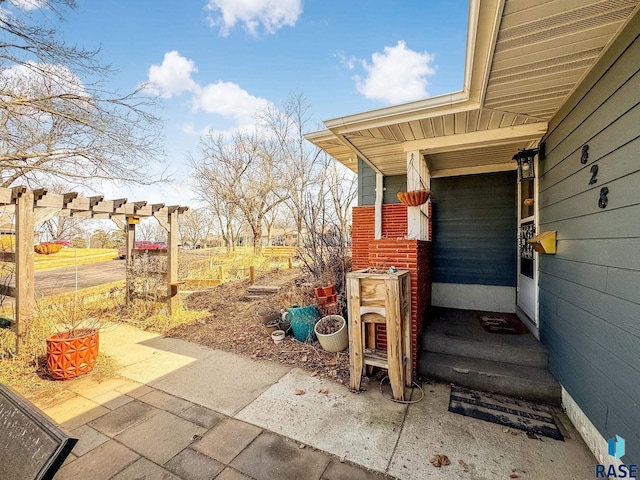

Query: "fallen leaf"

xmin=294 ymin=389 xmax=305 ymax=395
xmin=299 ymin=444 xmax=305 ymax=449
xmin=509 ymin=474 xmax=519 ymax=479
xmin=319 ymin=388 xmax=329 ymax=394
xmin=430 ymin=454 xmax=451 ymax=468
xmin=301 ymin=355 xmax=308 ymax=363
xmin=458 ymin=460 xmax=469 ymax=472
xmin=310 ymin=371 xmax=318 ymax=377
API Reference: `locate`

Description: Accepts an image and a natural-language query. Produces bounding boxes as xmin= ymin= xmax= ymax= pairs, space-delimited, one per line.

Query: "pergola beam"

xmin=0 ymin=187 xmax=190 ymax=355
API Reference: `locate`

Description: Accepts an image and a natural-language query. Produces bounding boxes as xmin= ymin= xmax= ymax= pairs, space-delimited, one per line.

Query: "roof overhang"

xmin=306 ymin=0 xmax=640 ymax=177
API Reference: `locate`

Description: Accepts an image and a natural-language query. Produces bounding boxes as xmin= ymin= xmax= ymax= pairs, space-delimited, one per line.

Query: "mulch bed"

xmin=168 ymin=268 xmax=351 ymax=386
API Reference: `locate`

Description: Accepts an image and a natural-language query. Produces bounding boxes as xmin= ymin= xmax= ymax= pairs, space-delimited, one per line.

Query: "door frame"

xmin=516 ymin=157 xmax=540 ymax=338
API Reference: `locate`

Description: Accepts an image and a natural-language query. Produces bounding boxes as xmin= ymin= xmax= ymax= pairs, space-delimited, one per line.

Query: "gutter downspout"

xmin=374 ymin=173 xmax=384 ymax=240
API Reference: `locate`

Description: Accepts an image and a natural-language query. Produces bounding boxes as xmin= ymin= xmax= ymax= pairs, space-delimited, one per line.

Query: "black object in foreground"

xmin=0 ymin=384 xmax=77 ymax=480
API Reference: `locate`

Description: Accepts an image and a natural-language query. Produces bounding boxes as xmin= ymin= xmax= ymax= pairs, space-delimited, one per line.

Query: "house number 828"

xmin=599 ymin=187 xmax=608 ymax=209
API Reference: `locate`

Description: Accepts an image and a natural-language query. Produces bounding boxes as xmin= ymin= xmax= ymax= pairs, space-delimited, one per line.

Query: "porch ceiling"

xmin=484 ymin=0 xmax=640 ymax=119
xmin=426 ymin=141 xmax=527 ymax=178
xmin=305 ymin=0 xmax=640 ymax=177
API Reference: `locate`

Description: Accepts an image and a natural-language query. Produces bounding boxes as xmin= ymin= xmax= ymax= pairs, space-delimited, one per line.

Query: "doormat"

xmin=478 ymin=313 xmax=529 ymax=335
xmin=448 ymin=385 xmax=564 ymax=441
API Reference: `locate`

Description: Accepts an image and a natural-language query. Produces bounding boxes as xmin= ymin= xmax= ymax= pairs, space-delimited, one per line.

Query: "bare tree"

xmin=0 ymin=0 xmax=164 ymax=188
xmin=327 ymin=159 xmax=357 ymax=244
xmin=259 ymin=92 xmax=323 ymax=239
xmin=191 ymin=130 xmax=284 ymax=255
xmin=179 ymin=207 xmax=215 ymax=249
xmin=135 ymin=219 xmax=166 ymax=242
xmin=208 ymin=194 xmax=241 ymax=252
xmin=90 ymin=228 xmax=121 ymax=249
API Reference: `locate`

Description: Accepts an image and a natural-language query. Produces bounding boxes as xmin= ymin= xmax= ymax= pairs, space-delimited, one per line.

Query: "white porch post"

xmin=374 ymin=173 xmax=384 ymax=240
xmin=406 ymin=151 xmax=430 ymax=240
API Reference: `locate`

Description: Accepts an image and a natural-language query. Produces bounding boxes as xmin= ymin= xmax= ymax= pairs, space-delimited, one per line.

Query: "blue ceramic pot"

xmin=284 ymin=305 xmax=320 ymax=342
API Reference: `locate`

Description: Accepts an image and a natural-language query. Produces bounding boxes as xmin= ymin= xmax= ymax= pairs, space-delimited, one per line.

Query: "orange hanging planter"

xmin=397 ymin=189 xmax=431 ymax=207
xmin=34 ymin=243 xmax=64 ymax=255
xmin=46 ymin=329 xmax=99 ymax=380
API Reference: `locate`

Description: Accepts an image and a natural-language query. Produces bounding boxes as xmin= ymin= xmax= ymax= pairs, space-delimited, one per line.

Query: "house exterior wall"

xmin=538 ymin=20 xmax=640 ymax=464
xmin=357 ymin=158 xmax=407 ymax=206
xmin=351 ymin=204 xmax=431 ymax=371
xmin=430 ymin=171 xmax=517 ymax=312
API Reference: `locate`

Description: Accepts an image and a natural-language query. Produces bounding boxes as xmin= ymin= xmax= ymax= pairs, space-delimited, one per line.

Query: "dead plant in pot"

xmin=44 ymin=298 xmax=102 ymax=380
xmin=314 ymin=315 xmax=348 ymax=352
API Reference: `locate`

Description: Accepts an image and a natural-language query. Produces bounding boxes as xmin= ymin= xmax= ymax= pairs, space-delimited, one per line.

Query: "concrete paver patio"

xmin=32 ymin=323 xmax=597 ymax=479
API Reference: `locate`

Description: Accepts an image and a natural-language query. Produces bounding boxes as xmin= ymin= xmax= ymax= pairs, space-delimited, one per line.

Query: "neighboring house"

xmin=306 ymin=0 xmax=640 ymax=466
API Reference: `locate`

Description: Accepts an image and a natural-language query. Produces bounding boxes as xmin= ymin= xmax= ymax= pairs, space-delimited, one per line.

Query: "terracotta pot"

xmin=322 ymin=285 xmax=336 ymax=296
xmin=46 ymin=329 xmax=99 ymax=380
xmin=262 ymin=311 xmax=281 ymax=335
xmin=397 ymin=190 xmax=431 ymax=206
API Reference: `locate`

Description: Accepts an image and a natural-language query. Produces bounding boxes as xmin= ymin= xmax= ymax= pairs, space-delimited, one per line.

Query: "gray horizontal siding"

xmin=357 ymin=158 xmax=406 ymax=206
xmin=539 ymin=21 xmax=640 ymax=464
xmin=383 ymin=174 xmax=407 ymax=204
xmin=358 ymin=158 xmax=376 ymax=206
xmin=431 ymin=172 xmax=516 ymax=286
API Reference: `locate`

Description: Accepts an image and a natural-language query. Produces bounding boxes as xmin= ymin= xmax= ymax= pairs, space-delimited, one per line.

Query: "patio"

xmin=34 ymin=322 xmax=597 ymax=479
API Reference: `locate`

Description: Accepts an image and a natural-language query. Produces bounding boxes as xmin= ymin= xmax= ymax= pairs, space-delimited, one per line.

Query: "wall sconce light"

xmin=512 ymin=148 xmax=539 ymax=182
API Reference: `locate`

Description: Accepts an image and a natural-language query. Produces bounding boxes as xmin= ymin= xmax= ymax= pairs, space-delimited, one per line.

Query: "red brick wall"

xmin=350 ymin=205 xmax=431 ymax=373
xmin=352 ymin=205 xmax=408 ymax=270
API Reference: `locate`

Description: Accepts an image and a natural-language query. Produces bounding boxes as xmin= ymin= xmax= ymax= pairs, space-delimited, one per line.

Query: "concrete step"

xmin=422 ymin=332 xmax=548 ymax=368
xmin=247 ymin=285 xmax=281 ymax=295
xmin=418 ymin=352 xmax=561 ymax=405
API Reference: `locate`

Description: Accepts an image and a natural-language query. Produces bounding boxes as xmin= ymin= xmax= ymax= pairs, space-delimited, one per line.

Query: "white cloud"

xmin=146 ymin=51 xmax=271 ymax=129
xmin=205 ymin=0 xmax=302 ymax=37
xmin=355 ymin=41 xmax=435 ymax=105
xmin=1 ymin=62 xmax=88 ymax=98
xmin=335 ymin=52 xmax=357 ymax=70
xmin=9 ymin=0 xmax=47 ymax=11
xmin=146 ymin=51 xmax=199 ymax=98
xmin=192 ymin=81 xmax=271 ymax=126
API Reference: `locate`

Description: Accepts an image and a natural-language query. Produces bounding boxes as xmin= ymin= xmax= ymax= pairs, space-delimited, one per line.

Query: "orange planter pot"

xmin=46 ymin=329 xmax=99 ymax=380
xmin=397 ymin=190 xmax=431 ymax=206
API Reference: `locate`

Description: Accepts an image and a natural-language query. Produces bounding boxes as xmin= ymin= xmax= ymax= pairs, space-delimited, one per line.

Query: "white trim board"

xmin=562 ymin=387 xmax=622 ymax=469
xmin=431 ymin=283 xmax=516 ymax=313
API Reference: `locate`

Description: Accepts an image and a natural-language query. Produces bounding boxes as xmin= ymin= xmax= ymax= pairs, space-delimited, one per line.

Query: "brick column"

xmin=350 ymin=205 xmax=432 ymax=373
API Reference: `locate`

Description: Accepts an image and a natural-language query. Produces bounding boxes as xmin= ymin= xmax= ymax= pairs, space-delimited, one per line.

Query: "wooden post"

xmin=14 ymin=191 xmax=35 ymax=355
xmin=249 ymin=266 xmax=255 ymax=284
xmin=347 ymin=276 xmax=364 ymax=391
xmin=385 ymin=277 xmax=405 ymax=400
xmin=402 ymin=275 xmax=412 ymax=387
xmin=125 ymin=221 xmax=136 ymax=306
xmin=218 ymin=265 xmax=225 ymax=282
xmin=288 ymin=257 xmax=293 ymax=269
xmin=166 ymin=210 xmax=179 ymax=314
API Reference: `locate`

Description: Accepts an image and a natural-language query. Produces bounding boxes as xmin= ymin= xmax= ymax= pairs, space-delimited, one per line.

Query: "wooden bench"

xmin=262 ymin=246 xmax=297 ymax=258
xmin=0 ymin=384 xmax=77 ymax=480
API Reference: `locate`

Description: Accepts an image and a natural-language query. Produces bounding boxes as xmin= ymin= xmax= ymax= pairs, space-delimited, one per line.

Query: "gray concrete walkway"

xmin=35 ymin=323 xmax=597 ymax=480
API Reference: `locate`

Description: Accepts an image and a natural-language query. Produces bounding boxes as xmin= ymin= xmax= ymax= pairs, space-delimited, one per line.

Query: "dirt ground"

xmin=168 ymin=267 xmax=351 ymax=387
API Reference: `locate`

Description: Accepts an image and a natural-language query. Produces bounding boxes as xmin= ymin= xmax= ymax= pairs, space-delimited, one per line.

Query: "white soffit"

xmin=484 ymin=0 xmax=640 ymax=118
xmin=426 ymin=141 xmax=527 ymax=177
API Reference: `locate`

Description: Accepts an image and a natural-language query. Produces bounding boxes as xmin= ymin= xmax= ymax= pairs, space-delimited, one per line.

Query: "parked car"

xmin=41 ymin=239 xmax=72 ymax=248
xmin=119 ymin=241 xmax=167 ymax=259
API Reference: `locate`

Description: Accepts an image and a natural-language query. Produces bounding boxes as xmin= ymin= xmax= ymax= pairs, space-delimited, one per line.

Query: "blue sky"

xmin=58 ymin=0 xmax=469 ymax=204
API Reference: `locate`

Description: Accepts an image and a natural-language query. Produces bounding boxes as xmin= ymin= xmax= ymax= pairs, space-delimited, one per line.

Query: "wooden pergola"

xmin=0 ymin=186 xmax=188 ymax=353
